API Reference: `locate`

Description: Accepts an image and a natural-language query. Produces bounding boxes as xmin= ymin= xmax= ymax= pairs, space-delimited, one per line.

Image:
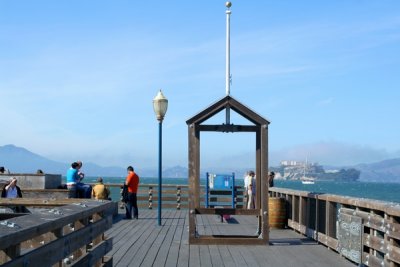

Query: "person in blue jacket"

xmin=66 ymin=162 xmax=92 ymax=198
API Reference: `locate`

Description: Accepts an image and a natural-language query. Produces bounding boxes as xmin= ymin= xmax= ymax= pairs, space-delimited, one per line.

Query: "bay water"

xmin=84 ymin=177 xmax=400 ymax=204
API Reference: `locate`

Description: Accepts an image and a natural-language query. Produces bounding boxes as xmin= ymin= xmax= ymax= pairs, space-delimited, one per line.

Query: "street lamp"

xmin=153 ymin=90 xmax=168 ymax=226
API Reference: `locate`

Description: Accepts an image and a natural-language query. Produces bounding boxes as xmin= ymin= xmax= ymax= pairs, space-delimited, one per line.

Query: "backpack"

xmin=121 ymin=184 xmax=129 ymax=203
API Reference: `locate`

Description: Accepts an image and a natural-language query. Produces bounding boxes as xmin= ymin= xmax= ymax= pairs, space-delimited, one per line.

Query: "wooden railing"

xmin=7 ymin=183 xmax=400 ymax=266
xmin=270 ymin=187 xmax=400 ymax=267
xmin=106 ymin=183 xmax=246 ymax=210
xmin=0 ymin=198 xmax=117 ymax=266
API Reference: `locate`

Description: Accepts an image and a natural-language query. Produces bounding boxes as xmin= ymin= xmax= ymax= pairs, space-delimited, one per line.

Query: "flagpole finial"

xmin=225 ymin=2 xmax=232 ymax=8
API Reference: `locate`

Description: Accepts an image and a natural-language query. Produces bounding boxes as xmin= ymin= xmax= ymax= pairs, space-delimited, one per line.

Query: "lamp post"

xmin=153 ymin=90 xmax=168 ymax=226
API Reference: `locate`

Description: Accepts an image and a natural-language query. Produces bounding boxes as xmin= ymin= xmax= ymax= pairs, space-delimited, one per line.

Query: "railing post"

xmin=205 ymin=173 xmax=209 ymax=208
xmin=326 ymin=200 xmax=336 ymax=239
xmin=177 ymin=186 xmax=181 ymax=210
xmin=149 ymin=186 xmax=153 ymax=209
xmin=231 ymin=172 xmax=235 ymax=208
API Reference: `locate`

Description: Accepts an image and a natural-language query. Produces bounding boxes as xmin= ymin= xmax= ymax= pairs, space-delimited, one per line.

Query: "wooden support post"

xmin=73 ymin=218 xmax=87 ymax=261
xmin=260 ymin=125 xmax=268 ymax=243
xmin=188 ymin=124 xmax=200 ymax=243
xmin=4 ymin=244 xmax=21 ymax=261
xmin=315 ymin=198 xmax=319 ymax=240
xmin=326 ymin=201 xmax=336 ymax=238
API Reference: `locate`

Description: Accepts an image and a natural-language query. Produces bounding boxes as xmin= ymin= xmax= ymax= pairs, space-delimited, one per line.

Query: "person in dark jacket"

xmin=268 ymin=172 xmax=275 ymax=188
xmin=1 ymin=177 xmax=22 ymax=198
xmin=1 ymin=177 xmax=24 ymax=212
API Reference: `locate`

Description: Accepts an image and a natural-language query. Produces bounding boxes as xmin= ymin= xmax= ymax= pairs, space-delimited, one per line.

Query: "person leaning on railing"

xmin=269 ymin=171 xmax=275 ymax=188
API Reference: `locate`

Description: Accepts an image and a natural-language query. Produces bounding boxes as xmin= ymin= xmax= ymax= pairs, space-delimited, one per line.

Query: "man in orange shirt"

xmin=125 ymin=166 xmax=140 ymax=219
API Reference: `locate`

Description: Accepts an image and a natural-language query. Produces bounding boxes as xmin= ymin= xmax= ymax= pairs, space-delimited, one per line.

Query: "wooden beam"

xmin=1 ymin=217 xmax=113 ymax=267
xmin=260 ymin=124 xmax=268 ymax=244
xmin=71 ymin=238 xmax=113 ymax=267
xmin=189 ymin=236 xmax=267 ymax=245
xmin=0 ymin=198 xmax=107 ymax=207
xmin=0 ymin=202 xmax=116 ymax=251
xmin=198 ymin=124 xmax=258 ymax=132
xmin=195 ymin=208 xmax=260 ymax=216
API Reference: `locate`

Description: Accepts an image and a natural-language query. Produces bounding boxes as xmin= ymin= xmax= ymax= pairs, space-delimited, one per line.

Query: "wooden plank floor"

xmin=106 ymin=209 xmax=355 ymax=267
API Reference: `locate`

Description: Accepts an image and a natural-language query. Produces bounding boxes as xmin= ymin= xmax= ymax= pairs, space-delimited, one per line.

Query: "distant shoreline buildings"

xmin=273 ymin=160 xmax=360 ymax=182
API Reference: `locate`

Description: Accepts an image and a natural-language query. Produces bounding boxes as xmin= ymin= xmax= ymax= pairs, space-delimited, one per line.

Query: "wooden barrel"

xmin=268 ymin=197 xmax=286 ymax=229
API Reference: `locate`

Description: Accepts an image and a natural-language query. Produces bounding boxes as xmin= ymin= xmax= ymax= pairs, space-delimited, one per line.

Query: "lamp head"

xmin=153 ymin=90 xmax=168 ymax=121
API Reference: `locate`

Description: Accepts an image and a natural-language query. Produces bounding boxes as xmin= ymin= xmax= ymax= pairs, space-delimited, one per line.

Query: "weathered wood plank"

xmin=0 ymin=201 xmax=116 ymax=251
xmin=106 ymin=209 xmax=356 ymax=267
xmin=199 ymin=245 xmax=212 ymax=266
xmin=2 ymin=216 xmax=112 ymax=267
xmin=189 ymin=244 xmax=201 ymax=267
xmin=140 ymin=210 xmax=178 ymax=266
xmin=71 ymin=238 xmax=113 ymax=267
xmin=216 ymin=246 xmax=235 ymax=267
xmin=111 ymin=211 xmax=156 ymax=266
xmin=153 ymin=210 xmax=181 ymax=266
xmin=176 ymin=210 xmax=190 ymax=267
xmin=208 ymin=245 xmax=225 ymax=267
xmin=196 ymin=208 xmax=260 ymax=216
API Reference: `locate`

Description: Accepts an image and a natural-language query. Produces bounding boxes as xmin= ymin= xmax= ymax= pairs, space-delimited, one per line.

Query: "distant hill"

xmin=355 ymin=158 xmax=400 ymax=182
xmin=0 ymin=144 xmax=182 ymax=178
xmin=0 ymin=144 xmax=126 ymax=177
xmin=0 ymin=144 xmax=66 ymax=174
xmin=2 ymin=144 xmax=400 ymax=182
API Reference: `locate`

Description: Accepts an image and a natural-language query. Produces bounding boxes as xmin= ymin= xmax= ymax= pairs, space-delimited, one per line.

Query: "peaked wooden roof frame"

xmin=186 ymin=95 xmax=271 ymax=245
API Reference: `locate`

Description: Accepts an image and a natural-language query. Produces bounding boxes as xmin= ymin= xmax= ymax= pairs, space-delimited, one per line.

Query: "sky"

xmin=1 ymin=1 xmax=400 ymax=170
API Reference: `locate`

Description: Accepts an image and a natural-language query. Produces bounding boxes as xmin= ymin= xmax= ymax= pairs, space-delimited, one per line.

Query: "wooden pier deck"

xmin=105 ymin=209 xmax=355 ymax=267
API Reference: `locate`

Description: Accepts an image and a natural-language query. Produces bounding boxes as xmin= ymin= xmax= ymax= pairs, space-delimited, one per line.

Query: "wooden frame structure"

xmin=186 ymin=95 xmax=270 ymax=245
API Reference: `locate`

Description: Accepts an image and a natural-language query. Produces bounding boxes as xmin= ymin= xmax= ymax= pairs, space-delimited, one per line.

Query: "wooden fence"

xmin=4 ymin=183 xmax=400 ymax=266
xmin=270 ymin=187 xmax=400 ymax=267
xmin=106 ymin=183 xmax=246 ymax=210
xmin=0 ymin=198 xmax=117 ymax=266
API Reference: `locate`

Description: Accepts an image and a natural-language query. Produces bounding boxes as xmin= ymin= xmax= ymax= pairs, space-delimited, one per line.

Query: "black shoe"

xmin=123 ymin=216 xmax=132 ymax=220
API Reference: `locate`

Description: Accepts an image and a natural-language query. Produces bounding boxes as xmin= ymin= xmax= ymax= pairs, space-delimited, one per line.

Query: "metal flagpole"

xmin=225 ymin=2 xmax=232 ymax=96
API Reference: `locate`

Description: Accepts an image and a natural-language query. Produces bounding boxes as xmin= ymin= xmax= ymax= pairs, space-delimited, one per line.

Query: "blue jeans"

xmin=125 ymin=192 xmax=138 ymax=219
xmin=76 ymin=183 xmax=92 ymax=198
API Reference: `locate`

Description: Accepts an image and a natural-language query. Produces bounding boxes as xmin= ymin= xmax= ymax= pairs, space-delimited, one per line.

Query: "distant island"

xmin=272 ymin=160 xmax=360 ymax=182
xmin=1 ymin=144 xmax=400 ymax=182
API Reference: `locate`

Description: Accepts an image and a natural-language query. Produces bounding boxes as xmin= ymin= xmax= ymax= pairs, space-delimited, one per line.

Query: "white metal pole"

xmin=225 ymin=2 xmax=231 ymax=96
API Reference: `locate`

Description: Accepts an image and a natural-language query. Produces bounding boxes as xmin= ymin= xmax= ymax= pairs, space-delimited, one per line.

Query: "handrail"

xmin=103 ymin=183 xmax=245 ymax=210
xmin=269 ymin=187 xmax=400 ymax=267
xmin=0 ymin=198 xmax=116 ymax=266
xmin=4 ymin=183 xmax=400 ymax=266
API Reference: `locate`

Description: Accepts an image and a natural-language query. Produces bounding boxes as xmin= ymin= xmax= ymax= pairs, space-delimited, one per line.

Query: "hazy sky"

xmin=1 ymin=1 xmax=399 ymax=169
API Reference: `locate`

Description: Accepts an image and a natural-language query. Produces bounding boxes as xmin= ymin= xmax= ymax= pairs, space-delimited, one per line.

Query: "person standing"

xmin=247 ymin=171 xmax=256 ymax=209
xmin=125 ymin=166 xmax=139 ymax=219
xmin=0 ymin=166 xmax=10 ymax=174
xmin=269 ymin=171 xmax=275 ymax=188
xmin=243 ymin=171 xmax=250 ymax=208
xmin=1 ymin=177 xmax=24 ymax=212
xmin=1 ymin=177 xmax=22 ymax=198
xmin=92 ymin=177 xmax=111 ymax=200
